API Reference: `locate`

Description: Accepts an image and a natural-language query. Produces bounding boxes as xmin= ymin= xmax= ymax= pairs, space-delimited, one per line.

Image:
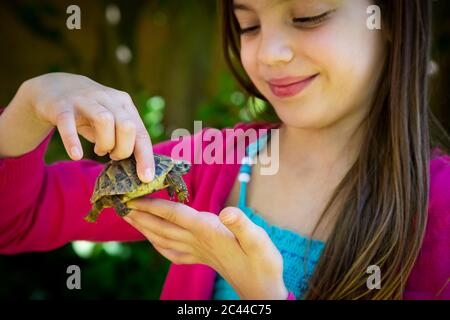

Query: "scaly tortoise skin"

xmin=85 ymin=154 xmax=191 ymax=223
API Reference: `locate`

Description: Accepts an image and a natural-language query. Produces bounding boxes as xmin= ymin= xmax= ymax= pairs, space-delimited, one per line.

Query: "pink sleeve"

xmin=404 ymin=153 xmax=450 ymax=299
xmin=0 ymin=108 xmax=197 ymax=254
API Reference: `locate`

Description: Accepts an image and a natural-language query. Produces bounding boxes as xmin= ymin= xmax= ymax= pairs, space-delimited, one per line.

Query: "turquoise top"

xmin=212 ymin=131 xmax=326 ymax=300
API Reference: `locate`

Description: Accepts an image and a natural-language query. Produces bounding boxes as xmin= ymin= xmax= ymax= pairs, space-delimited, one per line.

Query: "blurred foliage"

xmin=195 ymin=72 xmax=275 ymax=129
xmin=0 ymin=0 xmax=449 ymax=300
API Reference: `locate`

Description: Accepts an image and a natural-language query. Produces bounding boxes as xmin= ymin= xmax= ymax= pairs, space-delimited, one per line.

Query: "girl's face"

xmin=234 ymin=0 xmax=387 ymax=130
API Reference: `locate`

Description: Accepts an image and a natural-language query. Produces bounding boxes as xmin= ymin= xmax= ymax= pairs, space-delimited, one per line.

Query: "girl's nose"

xmin=258 ymin=34 xmax=294 ymax=66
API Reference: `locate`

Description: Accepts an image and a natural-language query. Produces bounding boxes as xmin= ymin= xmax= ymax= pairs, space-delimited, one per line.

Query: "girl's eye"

xmin=293 ymin=10 xmax=333 ymax=28
xmin=238 ymin=25 xmax=260 ymax=35
xmin=238 ymin=10 xmax=334 ymax=35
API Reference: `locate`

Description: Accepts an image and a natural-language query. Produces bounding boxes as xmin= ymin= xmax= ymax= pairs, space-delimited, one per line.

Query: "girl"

xmin=0 ymin=0 xmax=449 ymax=300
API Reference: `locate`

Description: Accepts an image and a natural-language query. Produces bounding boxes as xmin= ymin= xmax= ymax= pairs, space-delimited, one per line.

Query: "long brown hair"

xmin=219 ymin=0 xmax=450 ymax=299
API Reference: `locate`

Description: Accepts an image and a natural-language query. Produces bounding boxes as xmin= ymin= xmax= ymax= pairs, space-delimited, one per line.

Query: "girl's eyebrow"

xmin=233 ymin=2 xmax=253 ymax=11
xmin=233 ymin=0 xmax=341 ymax=12
xmin=233 ymin=0 xmax=294 ymax=12
xmin=232 ymin=2 xmax=253 ymax=12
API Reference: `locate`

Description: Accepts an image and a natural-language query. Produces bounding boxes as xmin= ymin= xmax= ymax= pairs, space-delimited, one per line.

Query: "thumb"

xmin=219 ymin=207 xmax=266 ymax=254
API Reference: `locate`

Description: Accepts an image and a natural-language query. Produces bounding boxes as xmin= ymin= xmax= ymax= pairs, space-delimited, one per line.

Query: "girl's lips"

xmin=268 ymin=74 xmax=318 ymax=98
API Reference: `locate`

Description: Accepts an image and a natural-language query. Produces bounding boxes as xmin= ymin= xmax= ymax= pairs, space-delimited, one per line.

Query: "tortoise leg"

xmin=84 ymin=200 xmax=104 ymax=223
xmin=167 ymin=172 xmax=189 ymax=203
xmin=112 ymin=195 xmax=132 ymax=217
xmin=167 ymin=185 xmax=176 ymax=200
xmin=164 ymin=175 xmax=177 ymax=201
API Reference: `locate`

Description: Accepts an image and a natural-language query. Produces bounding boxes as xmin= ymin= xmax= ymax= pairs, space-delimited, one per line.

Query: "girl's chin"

xmin=273 ymin=108 xmax=330 ymax=128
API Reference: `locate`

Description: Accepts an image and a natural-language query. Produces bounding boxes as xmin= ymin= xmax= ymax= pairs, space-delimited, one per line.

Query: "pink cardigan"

xmin=0 ymin=110 xmax=449 ymax=299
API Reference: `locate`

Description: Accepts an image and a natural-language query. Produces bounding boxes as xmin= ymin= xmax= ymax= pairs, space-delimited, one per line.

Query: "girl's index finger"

xmin=133 ymin=128 xmax=155 ymax=183
xmin=126 ymin=198 xmax=198 ymax=230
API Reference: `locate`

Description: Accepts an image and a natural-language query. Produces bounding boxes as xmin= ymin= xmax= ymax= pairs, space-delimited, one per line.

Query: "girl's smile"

xmin=267 ymin=73 xmax=319 ymax=98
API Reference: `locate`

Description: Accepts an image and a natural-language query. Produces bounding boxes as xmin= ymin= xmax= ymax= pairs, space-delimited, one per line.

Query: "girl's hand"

xmin=124 ymin=198 xmax=289 ymax=300
xmin=24 ymin=72 xmax=155 ymax=182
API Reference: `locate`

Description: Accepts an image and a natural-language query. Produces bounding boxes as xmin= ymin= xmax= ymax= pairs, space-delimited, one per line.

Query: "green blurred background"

xmin=0 ymin=0 xmax=449 ymax=299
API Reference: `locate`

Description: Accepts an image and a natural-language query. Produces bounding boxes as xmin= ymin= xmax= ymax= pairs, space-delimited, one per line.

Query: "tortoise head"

xmin=171 ymin=159 xmax=191 ymax=175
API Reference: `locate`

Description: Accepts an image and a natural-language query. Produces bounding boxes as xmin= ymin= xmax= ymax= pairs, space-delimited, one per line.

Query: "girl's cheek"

xmin=241 ymin=42 xmax=257 ymax=71
xmin=303 ymin=16 xmax=382 ymax=90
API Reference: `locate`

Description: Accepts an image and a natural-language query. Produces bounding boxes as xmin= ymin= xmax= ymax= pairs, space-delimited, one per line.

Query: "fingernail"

xmin=71 ymin=147 xmax=82 ymax=159
xmin=221 ymin=212 xmax=236 ymax=224
xmin=144 ymin=168 xmax=154 ymax=182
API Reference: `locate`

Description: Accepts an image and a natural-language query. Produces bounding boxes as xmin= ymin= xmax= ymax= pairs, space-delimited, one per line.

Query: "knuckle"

xmin=55 ymin=110 xmax=73 ymax=124
xmin=77 ymin=74 xmax=90 ymax=82
xmin=93 ymin=111 xmax=114 ymax=125
xmin=135 ymin=131 xmax=152 ymax=150
xmin=255 ymin=225 xmax=267 ymax=236
xmin=52 ymin=97 xmax=68 ymax=110
xmin=119 ymin=91 xmax=133 ymax=103
xmin=203 ymin=222 xmax=221 ymax=244
xmin=70 ymin=95 xmax=84 ymax=107
xmin=97 ymin=138 xmax=113 ymax=150
xmin=65 ymin=135 xmax=80 ymax=146
xmin=156 ymin=238 xmax=170 ymax=250
xmin=166 ymin=202 xmax=184 ymax=223
xmin=165 ymin=208 xmax=178 ymax=225
xmin=103 ymin=141 xmax=115 ymax=151
xmin=93 ymin=88 xmax=110 ymax=101
xmin=252 ymin=226 xmax=267 ymax=243
xmin=94 ymin=144 xmax=109 ymax=154
xmin=117 ymin=119 xmax=136 ymax=133
xmin=210 ymin=219 xmax=222 ymax=234
xmin=136 ymin=129 xmax=150 ymax=141
xmin=248 ymin=229 xmax=265 ymax=248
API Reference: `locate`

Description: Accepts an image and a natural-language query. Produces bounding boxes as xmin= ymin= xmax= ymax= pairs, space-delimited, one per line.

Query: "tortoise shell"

xmin=85 ymin=153 xmax=191 ymax=222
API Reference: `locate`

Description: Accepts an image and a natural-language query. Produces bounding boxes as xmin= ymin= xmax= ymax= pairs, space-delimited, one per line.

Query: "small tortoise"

xmin=85 ymin=154 xmax=191 ymax=223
